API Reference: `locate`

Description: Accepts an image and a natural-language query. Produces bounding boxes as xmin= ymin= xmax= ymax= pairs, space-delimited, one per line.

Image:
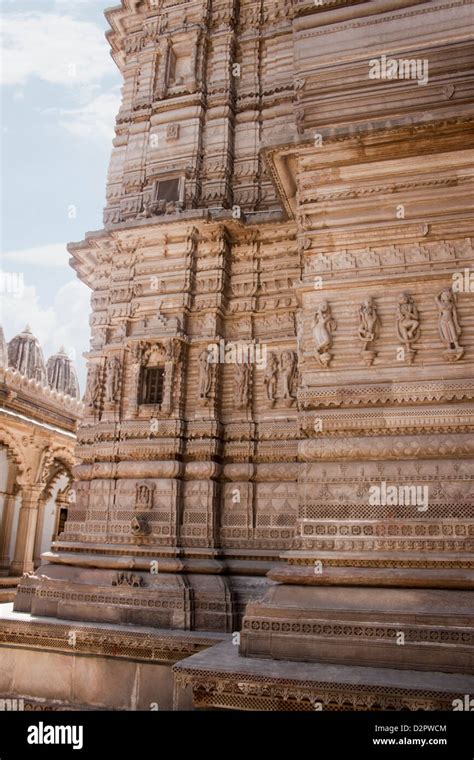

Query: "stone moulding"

xmin=0 ymin=616 xmax=222 ymax=665
xmin=1 ymin=368 xmax=84 ymax=413
xmin=172 ymin=659 xmax=473 ymax=712
xmin=298 ymin=433 xmax=474 ymax=461
xmin=298 ymin=379 xmax=474 ymax=409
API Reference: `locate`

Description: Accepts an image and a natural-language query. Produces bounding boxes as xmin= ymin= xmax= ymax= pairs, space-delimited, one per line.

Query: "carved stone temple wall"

xmin=1 ymin=0 xmax=473 ymax=711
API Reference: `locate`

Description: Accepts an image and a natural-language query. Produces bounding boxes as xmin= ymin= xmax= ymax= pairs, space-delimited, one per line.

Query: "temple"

xmin=0 ymin=0 xmax=473 ymax=711
xmin=0 ymin=326 xmax=81 ymax=600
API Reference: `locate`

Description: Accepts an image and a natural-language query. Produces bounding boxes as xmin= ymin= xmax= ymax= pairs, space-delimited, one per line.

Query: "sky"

xmin=0 ymin=0 xmax=123 ymax=391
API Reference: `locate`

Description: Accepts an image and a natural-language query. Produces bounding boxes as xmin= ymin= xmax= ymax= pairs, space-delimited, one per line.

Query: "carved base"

xmin=402 ymin=347 xmax=417 ymax=364
xmin=174 ymin=640 xmax=474 ymax=711
xmin=360 ymin=349 xmax=377 ymax=366
xmin=13 ymin=562 xmax=269 ymax=634
xmin=239 ymin=584 xmax=474 ymax=673
xmin=316 ymin=351 xmax=332 ymax=368
xmin=443 ymin=346 xmax=465 ymax=362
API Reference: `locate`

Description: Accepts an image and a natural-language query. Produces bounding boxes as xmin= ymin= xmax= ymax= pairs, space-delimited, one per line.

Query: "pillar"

xmin=10 ymin=485 xmax=43 ymax=575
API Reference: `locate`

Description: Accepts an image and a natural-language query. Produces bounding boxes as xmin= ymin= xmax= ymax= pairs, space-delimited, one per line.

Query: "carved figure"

xmin=235 ymin=361 xmax=250 ymax=409
xmin=358 ymin=298 xmax=380 ymax=365
xmin=264 ymin=352 xmax=279 ymax=402
xmin=106 ymin=355 xmax=122 ymax=403
xmin=435 ymin=287 xmax=464 ymax=361
xmin=198 ymin=347 xmax=213 ymax=399
xmin=358 ymin=298 xmax=379 ymax=349
xmin=85 ymin=364 xmax=102 ymax=409
xmin=396 ymin=293 xmax=421 ymax=346
xmin=280 ymin=350 xmax=297 ymax=399
xmin=313 ymin=301 xmax=336 ymax=367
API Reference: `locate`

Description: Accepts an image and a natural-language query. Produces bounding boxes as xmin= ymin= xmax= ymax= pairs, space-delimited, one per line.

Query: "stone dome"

xmin=46 ymin=346 xmax=80 ymax=399
xmin=7 ymin=325 xmax=48 ymax=384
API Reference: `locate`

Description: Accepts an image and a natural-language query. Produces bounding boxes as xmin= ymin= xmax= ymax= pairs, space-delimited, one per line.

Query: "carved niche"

xmin=132 ymin=337 xmax=184 ymax=415
xmin=135 ymin=481 xmax=155 ymax=510
xmin=263 ymin=350 xmax=297 ymax=407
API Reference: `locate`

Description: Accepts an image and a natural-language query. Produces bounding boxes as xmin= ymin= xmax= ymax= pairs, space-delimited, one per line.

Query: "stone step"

xmin=173 ymin=640 xmax=474 ymax=711
xmin=268 ymin=564 xmax=474 ymax=588
xmin=240 ymin=585 xmax=474 ymax=673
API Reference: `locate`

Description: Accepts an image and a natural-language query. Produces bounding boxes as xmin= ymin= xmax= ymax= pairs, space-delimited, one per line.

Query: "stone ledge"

xmin=173 ymin=640 xmax=474 ymax=711
xmin=0 ymin=604 xmax=226 ymax=664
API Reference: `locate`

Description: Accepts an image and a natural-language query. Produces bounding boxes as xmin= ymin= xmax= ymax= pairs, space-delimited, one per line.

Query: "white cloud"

xmin=2 ymin=242 xmax=70 ymax=268
xmin=1 ymin=279 xmax=90 ymax=389
xmin=57 ymin=89 xmax=121 ymax=142
xmin=1 ymin=13 xmax=116 ymax=87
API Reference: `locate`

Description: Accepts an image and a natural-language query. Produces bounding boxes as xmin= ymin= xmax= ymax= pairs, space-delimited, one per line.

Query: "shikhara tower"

xmin=8 ymin=0 xmax=474 ymax=710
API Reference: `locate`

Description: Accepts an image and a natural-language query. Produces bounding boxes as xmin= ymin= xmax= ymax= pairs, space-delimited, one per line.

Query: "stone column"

xmin=10 ymin=485 xmax=43 ymax=575
xmin=0 ymin=491 xmax=18 ymax=572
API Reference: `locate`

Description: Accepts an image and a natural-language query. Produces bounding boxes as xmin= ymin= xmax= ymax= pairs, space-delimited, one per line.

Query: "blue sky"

xmin=1 ymin=0 xmax=122 ymax=390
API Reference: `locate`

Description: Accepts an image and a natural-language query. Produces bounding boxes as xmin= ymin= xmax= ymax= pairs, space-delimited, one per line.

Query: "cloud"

xmin=1 ymin=12 xmax=116 ymax=87
xmin=1 ymin=242 xmax=70 ymax=268
xmin=1 ymin=279 xmax=90 ymax=389
xmin=57 ymin=89 xmax=121 ymax=141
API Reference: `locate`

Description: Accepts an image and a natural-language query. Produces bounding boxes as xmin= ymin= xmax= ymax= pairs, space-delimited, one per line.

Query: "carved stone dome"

xmin=7 ymin=325 xmax=48 ymax=384
xmin=47 ymin=346 xmax=80 ymax=399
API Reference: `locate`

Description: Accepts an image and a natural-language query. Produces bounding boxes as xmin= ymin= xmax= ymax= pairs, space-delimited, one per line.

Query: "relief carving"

xmin=135 ymin=482 xmax=155 ymax=510
xmin=264 ymin=352 xmax=279 ymax=404
xmin=106 ymin=355 xmax=122 ymax=404
xmin=357 ymin=298 xmax=380 ymax=365
xmin=313 ymin=301 xmax=337 ymax=367
xmin=263 ymin=350 xmax=297 ymax=406
xmin=112 ymin=572 xmax=144 ymax=588
xmin=234 ymin=362 xmax=251 ymax=410
xmin=435 ymin=287 xmax=464 ymax=361
xmin=280 ymin=350 xmax=297 ymax=402
xmin=198 ymin=347 xmax=214 ymax=401
xmin=396 ymin=293 xmax=421 ymax=364
xmin=84 ymin=363 xmax=103 ymax=411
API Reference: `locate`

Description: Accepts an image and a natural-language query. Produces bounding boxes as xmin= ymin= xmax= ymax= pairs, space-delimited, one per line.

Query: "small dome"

xmin=47 ymin=347 xmax=80 ymax=399
xmin=8 ymin=325 xmax=47 ymax=384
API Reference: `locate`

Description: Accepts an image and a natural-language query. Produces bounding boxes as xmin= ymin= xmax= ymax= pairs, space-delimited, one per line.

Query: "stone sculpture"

xmin=313 ymin=301 xmax=337 ymax=367
xmin=435 ymin=287 xmax=464 ymax=361
xmin=396 ymin=292 xmax=421 ymax=363
xmin=357 ymin=298 xmax=380 ymax=365
xmin=106 ymin=355 xmax=122 ymax=403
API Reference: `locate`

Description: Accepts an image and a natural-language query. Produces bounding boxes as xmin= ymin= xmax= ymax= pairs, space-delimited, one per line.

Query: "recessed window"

xmin=156 ymin=178 xmax=180 ymax=204
xmin=140 ymin=366 xmax=165 ymax=405
xmin=56 ymin=507 xmax=68 ymax=538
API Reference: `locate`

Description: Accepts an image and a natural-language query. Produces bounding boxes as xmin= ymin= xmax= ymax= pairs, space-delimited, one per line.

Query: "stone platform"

xmin=173 ymin=640 xmax=474 ymax=711
xmin=0 ymin=603 xmax=225 ymax=710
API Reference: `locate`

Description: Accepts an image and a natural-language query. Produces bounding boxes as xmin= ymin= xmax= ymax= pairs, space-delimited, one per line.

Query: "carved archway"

xmin=0 ymin=429 xmax=29 ymax=485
